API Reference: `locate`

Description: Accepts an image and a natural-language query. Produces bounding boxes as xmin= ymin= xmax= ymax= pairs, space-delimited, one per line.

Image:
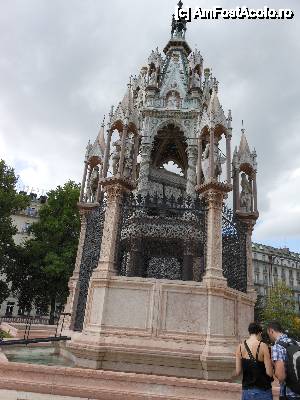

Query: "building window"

xmin=263 ymin=274 xmax=268 ymax=284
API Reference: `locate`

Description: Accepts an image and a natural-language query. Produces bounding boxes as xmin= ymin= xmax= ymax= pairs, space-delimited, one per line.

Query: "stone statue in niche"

xmin=201 ymin=143 xmax=226 ymax=181
xmin=201 ymin=143 xmax=210 ymax=181
xmin=149 ymin=69 xmax=157 ymax=86
xmin=86 ymin=166 xmax=99 ymax=202
xmin=240 ymin=172 xmax=252 ymax=212
xmin=123 ymin=138 xmax=134 ymax=179
xmin=193 ymin=70 xmax=201 ymax=87
xmin=215 ymin=145 xmax=226 ymax=178
xmin=166 ymin=91 xmax=178 ymax=108
xmin=112 ymin=139 xmax=121 ymax=175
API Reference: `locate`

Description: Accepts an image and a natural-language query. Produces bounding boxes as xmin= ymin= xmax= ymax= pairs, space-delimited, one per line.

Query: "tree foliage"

xmin=24 ymin=181 xmax=80 ymax=322
xmin=0 ymin=280 xmax=10 ymax=305
xmin=262 ymin=282 xmax=299 ymax=339
xmin=0 ymin=159 xmax=29 ymax=304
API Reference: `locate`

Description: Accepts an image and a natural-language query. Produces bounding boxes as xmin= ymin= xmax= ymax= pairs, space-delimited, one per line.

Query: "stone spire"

xmin=207 ymin=83 xmax=227 ymax=127
xmin=98 ymin=117 xmax=106 ymax=154
xmin=235 ymin=125 xmax=257 ymax=172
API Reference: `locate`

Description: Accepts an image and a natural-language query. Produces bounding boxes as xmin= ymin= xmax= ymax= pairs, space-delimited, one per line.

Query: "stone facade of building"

xmin=252 ymin=242 xmax=300 ymax=311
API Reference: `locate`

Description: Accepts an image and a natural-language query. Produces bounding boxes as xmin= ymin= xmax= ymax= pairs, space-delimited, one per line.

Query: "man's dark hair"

xmin=266 ymin=320 xmax=283 ymax=333
xmin=248 ymin=322 xmax=263 ymax=335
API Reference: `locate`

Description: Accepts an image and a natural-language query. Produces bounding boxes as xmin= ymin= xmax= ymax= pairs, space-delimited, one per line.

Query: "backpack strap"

xmin=256 ymin=341 xmax=262 ymax=361
xmin=244 ymin=340 xmax=256 ymax=363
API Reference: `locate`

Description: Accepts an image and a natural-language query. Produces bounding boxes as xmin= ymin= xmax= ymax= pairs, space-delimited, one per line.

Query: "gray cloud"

xmin=0 ymin=0 xmax=299 ymax=250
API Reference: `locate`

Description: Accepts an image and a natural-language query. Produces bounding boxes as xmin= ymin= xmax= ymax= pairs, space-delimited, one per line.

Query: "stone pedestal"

xmin=63 ymin=276 xmax=255 ymax=380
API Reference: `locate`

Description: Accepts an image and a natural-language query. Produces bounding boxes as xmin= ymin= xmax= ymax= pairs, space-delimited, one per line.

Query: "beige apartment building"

xmin=0 ymin=193 xmax=46 ymax=317
xmin=252 ymin=242 xmax=300 ymax=311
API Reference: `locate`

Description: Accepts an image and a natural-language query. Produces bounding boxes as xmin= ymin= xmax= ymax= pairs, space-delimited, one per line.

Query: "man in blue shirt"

xmin=267 ymin=321 xmax=300 ymax=399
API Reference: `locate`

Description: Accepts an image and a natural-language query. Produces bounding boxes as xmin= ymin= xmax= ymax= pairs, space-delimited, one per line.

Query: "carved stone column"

xmin=236 ymin=212 xmax=259 ymax=296
xmin=196 ymin=137 xmax=203 ymax=186
xmin=196 ymin=182 xmax=232 ymax=286
xmin=103 ymin=128 xmax=112 ymax=178
xmin=186 ymin=146 xmax=197 ymax=197
xmin=118 ymin=124 xmax=128 ymax=175
xmin=203 ymin=190 xmax=226 ymax=285
xmin=209 ymin=128 xmax=214 ymax=179
xmin=131 ymin=134 xmax=140 ymax=182
xmin=233 ymin=170 xmax=240 ymax=212
xmin=253 ymin=173 xmax=258 ymax=212
xmin=137 ymin=143 xmax=152 ymax=195
xmin=90 ymin=182 xmax=126 ymax=279
xmin=226 ymin=133 xmax=231 ymax=184
xmin=79 ymin=161 xmax=88 ymax=202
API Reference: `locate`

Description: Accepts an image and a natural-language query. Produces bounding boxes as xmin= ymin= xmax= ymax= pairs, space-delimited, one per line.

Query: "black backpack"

xmin=278 ymin=339 xmax=300 ymax=394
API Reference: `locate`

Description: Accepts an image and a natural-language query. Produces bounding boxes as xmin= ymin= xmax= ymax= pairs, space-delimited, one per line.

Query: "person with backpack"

xmin=267 ymin=320 xmax=300 ymax=400
xmin=236 ymin=322 xmax=274 ymax=400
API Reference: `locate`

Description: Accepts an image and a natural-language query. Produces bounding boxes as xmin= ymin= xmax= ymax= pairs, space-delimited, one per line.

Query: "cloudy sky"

xmin=0 ymin=0 xmax=299 ymax=251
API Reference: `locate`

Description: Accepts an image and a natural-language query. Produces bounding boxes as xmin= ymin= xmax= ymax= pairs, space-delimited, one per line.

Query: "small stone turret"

xmin=232 ymin=124 xmax=258 ymax=217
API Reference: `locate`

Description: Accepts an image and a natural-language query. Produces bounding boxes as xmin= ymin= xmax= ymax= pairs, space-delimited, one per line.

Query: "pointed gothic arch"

xmin=151 ymin=123 xmax=188 ymax=177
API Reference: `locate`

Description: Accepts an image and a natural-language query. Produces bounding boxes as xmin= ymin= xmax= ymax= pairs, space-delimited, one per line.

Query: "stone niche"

xmin=62 ymin=275 xmax=254 ymax=380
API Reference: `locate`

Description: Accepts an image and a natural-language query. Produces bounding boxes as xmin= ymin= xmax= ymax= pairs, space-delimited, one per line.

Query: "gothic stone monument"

xmin=61 ymin=3 xmax=259 ymax=380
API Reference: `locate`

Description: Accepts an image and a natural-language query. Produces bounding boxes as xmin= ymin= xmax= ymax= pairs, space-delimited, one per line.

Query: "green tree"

xmin=254 ymin=293 xmax=264 ymax=322
xmin=262 ymin=282 xmax=299 ymax=338
xmin=0 ymin=159 xmax=29 ymax=304
xmin=26 ymin=181 xmax=81 ymax=323
xmin=0 ymin=280 xmax=10 ymax=305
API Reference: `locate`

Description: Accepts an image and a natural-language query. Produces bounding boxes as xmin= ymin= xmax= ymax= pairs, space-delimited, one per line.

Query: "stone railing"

xmin=0 ymin=316 xmax=55 ymax=325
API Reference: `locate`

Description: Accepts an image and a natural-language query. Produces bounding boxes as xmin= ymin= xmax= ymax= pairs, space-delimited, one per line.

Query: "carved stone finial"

xmin=171 ymin=0 xmax=187 ymax=39
xmin=212 ymin=77 xmax=219 ymax=93
xmin=241 ymin=120 xmax=245 ymax=135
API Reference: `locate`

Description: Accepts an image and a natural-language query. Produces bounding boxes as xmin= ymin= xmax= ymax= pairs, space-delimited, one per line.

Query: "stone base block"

xmin=62 ymin=276 xmax=255 ymax=380
xmin=0 ymin=360 xmax=280 ymax=400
